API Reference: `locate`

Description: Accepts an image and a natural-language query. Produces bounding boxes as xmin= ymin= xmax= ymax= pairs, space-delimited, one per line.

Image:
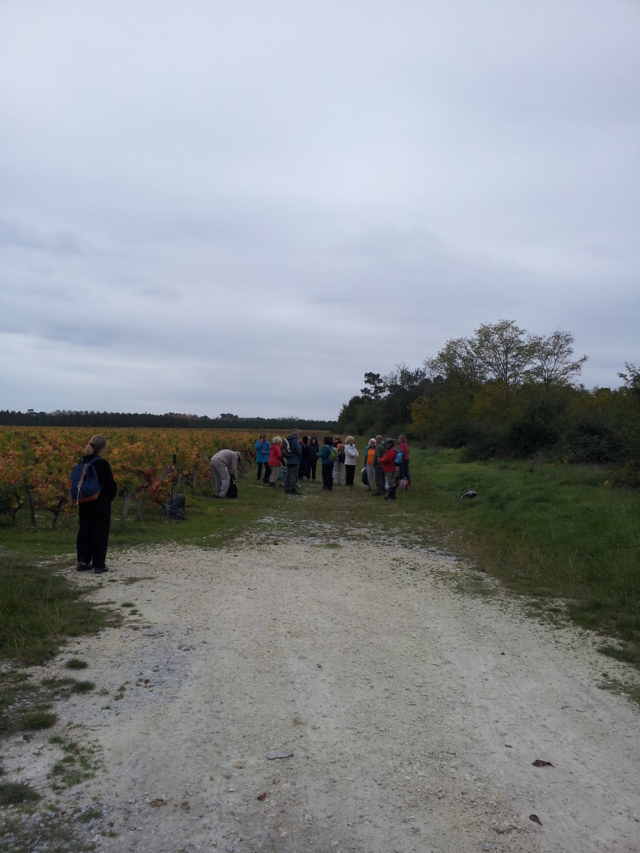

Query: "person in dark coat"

xmin=76 ymin=435 xmax=117 ymax=574
xmin=299 ymin=435 xmax=310 ymax=480
xmin=307 ymin=436 xmax=319 ymax=480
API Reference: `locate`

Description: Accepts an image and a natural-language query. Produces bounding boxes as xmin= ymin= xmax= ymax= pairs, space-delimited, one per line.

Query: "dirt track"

xmin=5 ymin=528 xmax=640 ymax=853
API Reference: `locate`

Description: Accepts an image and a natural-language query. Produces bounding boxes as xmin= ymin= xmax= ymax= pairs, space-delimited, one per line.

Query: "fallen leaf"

xmin=257 ymin=792 xmax=267 ymax=801
xmin=532 ymin=759 xmax=554 ymax=767
xmin=150 ymin=798 xmax=166 ymax=807
xmin=505 ymin=744 xmax=512 ymax=749
xmin=180 ymin=801 xmax=190 ymax=811
xmin=529 ymin=814 xmax=543 ymax=826
xmin=144 ymin=678 xmax=149 ymax=684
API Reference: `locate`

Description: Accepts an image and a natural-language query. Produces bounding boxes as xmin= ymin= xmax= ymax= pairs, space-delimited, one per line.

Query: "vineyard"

xmin=0 ymin=427 xmax=257 ymax=528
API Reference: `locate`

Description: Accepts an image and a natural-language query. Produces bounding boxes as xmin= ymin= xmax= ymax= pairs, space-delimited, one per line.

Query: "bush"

xmin=564 ymin=421 xmax=624 ymax=464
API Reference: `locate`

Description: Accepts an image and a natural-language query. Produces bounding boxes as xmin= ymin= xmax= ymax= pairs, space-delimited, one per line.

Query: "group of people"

xmin=249 ymin=431 xmax=411 ymax=499
xmin=73 ymin=430 xmax=412 ymax=573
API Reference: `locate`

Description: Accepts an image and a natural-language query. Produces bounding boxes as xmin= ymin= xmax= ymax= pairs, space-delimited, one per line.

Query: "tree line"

xmin=0 ymin=410 xmax=337 ymax=432
xmin=337 ymin=320 xmax=640 ymax=485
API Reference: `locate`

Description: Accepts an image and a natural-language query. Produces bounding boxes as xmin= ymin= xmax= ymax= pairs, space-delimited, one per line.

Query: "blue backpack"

xmin=70 ymin=458 xmax=102 ymax=504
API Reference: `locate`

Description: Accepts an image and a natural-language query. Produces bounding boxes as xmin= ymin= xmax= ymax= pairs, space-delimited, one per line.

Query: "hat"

xmin=291 ymin=428 xmax=300 ymax=435
xmin=385 ymin=437 xmax=395 ymax=445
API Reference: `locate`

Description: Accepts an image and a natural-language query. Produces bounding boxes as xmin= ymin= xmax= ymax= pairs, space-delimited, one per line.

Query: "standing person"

xmin=210 ymin=449 xmax=240 ymax=498
xmin=398 ymin=434 xmax=411 ymax=484
xmin=333 ymin=436 xmax=345 ymax=485
xmin=299 ymin=435 xmax=310 ymax=480
xmin=254 ymin=433 xmax=271 ymax=483
xmin=307 ymin=436 xmax=319 ymax=480
xmin=344 ymin=436 xmax=359 ymax=489
xmin=75 ymin=435 xmax=117 ymax=574
xmin=372 ymin=434 xmax=386 ymax=496
xmin=380 ymin=437 xmax=398 ymax=501
xmin=317 ymin=436 xmax=335 ymax=490
xmin=283 ymin=428 xmax=302 ymax=495
xmin=268 ymin=437 xmax=283 ymax=488
xmin=364 ymin=438 xmax=377 ymax=492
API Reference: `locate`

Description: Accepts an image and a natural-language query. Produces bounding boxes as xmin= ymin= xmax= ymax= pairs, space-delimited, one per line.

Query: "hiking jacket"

xmin=269 ymin=444 xmax=282 ymax=466
xmin=380 ymin=447 xmax=398 ymax=473
xmin=373 ymin=441 xmax=386 ymax=468
xmin=285 ymin=434 xmax=302 ymax=465
xmin=255 ymin=439 xmax=270 ymax=463
xmin=344 ymin=444 xmax=359 ymax=466
xmin=81 ymin=454 xmax=117 ymax=503
xmin=398 ymin=441 xmax=410 ymax=460
xmin=317 ymin=445 xmax=334 ymax=466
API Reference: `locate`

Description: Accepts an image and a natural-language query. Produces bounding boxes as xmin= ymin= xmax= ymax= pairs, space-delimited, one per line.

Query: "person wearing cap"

xmin=254 ymin=433 xmax=271 ymax=483
xmin=210 ymin=449 xmax=241 ymax=498
xmin=380 ymin=437 xmax=398 ymax=501
xmin=284 ymin=428 xmax=302 ymax=495
xmin=372 ymin=434 xmax=386 ymax=496
xmin=75 ymin=435 xmax=118 ymax=574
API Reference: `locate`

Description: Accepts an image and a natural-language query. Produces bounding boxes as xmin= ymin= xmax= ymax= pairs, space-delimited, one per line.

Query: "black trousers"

xmin=307 ymin=458 xmax=318 ymax=479
xmin=321 ymin=464 xmax=333 ymax=490
xmin=257 ymin=462 xmax=271 ymax=482
xmin=345 ymin=464 xmax=356 ymax=486
xmin=375 ymin=467 xmax=385 ymax=495
xmin=77 ymin=500 xmax=112 ymax=569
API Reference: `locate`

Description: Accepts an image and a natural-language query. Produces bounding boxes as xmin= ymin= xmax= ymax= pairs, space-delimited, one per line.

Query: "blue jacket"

xmin=286 ymin=434 xmax=302 ymax=465
xmin=255 ymin=439 xmax=270 ymax=463
xmin=317 ymin=444 xmax=334 ymax=466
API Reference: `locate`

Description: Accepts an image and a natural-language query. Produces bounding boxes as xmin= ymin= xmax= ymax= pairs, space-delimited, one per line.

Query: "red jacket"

xmin=269 ymin=444 xmax=282 ymax=466
xmin=380 ymin=447 xmax=397 ymax=473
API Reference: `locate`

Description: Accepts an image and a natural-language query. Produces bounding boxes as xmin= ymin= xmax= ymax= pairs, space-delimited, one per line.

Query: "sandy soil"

xmin=4 ymin=528 xmax=640 ymax=853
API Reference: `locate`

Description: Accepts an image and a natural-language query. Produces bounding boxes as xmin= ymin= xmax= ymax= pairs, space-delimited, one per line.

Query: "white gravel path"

xmin=4 ymin=530 xmax=640 ymax=853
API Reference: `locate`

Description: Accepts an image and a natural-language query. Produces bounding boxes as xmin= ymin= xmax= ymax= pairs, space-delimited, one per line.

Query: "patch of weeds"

xmin=20 ymin=710 xmax=57 ymax=730
xmin=598 ymin=675 xmax=640 ymax=706
xmin=0 ymin=555 xmax=120 ymax=666
xmin=65 ymin=658 xmax=88 ymax=670
xmin=114 ymin=683 xmax=127 ymax=700
xmin=76 ymin=805 xmax=102 ymax=823
xmin=599 ymin=644 xmax=640 ymax=666
xmin=49 ymin=734 xmax=65 ymax=745
xmin=121 ymin=602 xmax=136 ymax=608
xmin=71 ymin=680 xmax=95 ymax=694
xmin=48 ymin=736 xmax=100 ymax=789
xmin=0 ymin=780 xmax=40 ymax=804
xmin=123 ymin=576 xmax=156 ymax=585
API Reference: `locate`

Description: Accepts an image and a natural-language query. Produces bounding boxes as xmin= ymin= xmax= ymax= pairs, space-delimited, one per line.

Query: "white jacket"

xmin=344 ymin=444 xmax=359 ymax=465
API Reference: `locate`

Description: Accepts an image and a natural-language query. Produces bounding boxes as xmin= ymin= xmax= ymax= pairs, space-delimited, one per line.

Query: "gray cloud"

xmin=1 ymin=1 xmax=639 ymax=417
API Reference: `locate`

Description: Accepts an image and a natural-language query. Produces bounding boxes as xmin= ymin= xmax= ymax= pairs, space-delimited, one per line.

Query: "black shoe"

xmin=93 ymin=565 xmax=109 ymax=574
xmin=76 ymin=562 xmax=91 ymax=572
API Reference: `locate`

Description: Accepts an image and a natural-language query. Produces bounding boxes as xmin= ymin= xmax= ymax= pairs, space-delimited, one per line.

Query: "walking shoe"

xmin=93 ymin=566 xmax=109 ymax=574
xmin=76 ymin=562 xmax=91 ymax=572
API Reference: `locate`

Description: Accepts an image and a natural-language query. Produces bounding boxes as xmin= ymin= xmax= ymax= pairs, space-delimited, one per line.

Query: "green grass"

xmin=0 ymin=780 xmax=40 ymax=804
xmin=0 ymin=554 xmax=121 ymax=665
xmin=20 ymin=710 xmax=57 ymax=730
xmin=70 ymin=680 xmax=95 ymax=694
xmin=65 ymin=658 xmax=88 ymax=670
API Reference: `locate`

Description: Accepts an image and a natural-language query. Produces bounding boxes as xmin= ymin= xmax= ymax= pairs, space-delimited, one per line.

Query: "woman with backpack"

xmin=75 ymin=435 xmax=117 ymax=574
xmin=299 ymin=435 xmax=310 ymax=480
xmin=307 ymin=436 xmax=319 ymax=480
xmin=317 ymin=436 xmax=336 ymax=490
xmin=343 ymin=436 xmax=359 ymax=489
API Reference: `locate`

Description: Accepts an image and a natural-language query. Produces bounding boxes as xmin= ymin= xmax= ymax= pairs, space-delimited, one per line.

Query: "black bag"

xmin=227 ymin=479 xmax=238 ymax=499
xmin=361 ymin=467 xmax=368 ymax=485
xmin=165 ymin=493 xmax=186 ymax=520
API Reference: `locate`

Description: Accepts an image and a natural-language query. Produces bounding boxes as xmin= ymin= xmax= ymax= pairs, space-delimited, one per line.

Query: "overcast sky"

xmin=1 ymin=1 xmax=639 ymax=419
